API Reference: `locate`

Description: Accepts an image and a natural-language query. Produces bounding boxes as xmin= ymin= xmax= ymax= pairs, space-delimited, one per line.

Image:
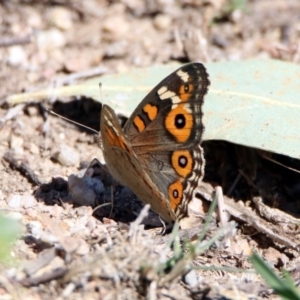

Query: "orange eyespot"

xmin=165 ymin=104 xmax=193 ymax=142
xmin=171 ymin=150 xmax=193 ymax=178
xmin=179 ymin=84 xmax=194 ymax=102
xmin=168 ymin=181 xmax=183 ymax=211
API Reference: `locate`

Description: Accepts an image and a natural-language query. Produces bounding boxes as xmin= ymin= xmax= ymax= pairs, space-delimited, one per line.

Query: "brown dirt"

xmin=1 ymin=1 xmax=300 ymax=299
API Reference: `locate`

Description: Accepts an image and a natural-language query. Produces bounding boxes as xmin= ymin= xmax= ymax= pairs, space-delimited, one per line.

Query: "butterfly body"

xmin=100 ymin=63 xmax=210 ymax=223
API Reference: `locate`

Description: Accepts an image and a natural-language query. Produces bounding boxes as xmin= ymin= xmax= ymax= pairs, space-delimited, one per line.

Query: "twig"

xmin=128 ymin=204 xmax=150 ymax=243
xmin=2 ymin=151 xmax=43 ymax=186
xmin=0 ymin=104 xmax=25 ymax=125
xmin=196 ymin=182 xmax=300 ymax=251
xmin=93 ymin=202 xmax=112 ymax=214
xmin=53 ymin=66 xmax=109 ymax=86
xmin=21 ymin=267 xmax=67 ymax=287
xmin=215 ymin=186 xmax=229 ymax=226
xmin=0 ymin=35 xmax=32 ymax=47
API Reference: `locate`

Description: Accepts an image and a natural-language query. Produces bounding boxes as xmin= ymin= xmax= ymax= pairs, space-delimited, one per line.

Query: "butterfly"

xmin=100 ymin=63 xmax=210 ymax=224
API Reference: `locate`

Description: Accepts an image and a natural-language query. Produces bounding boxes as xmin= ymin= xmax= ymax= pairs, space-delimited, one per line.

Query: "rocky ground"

xmin=1 ymin=1 xmax=300 ymax=299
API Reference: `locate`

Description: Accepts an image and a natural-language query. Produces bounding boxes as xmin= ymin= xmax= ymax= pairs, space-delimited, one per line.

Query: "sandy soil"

xmin=1 ymin=1 xmax=300 ymax=299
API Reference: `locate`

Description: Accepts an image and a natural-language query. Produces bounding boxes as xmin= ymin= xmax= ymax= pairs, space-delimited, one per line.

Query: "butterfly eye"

xmin=168 ymin=181 xmax=183 ymax=210
xmin=171 ymin=150 xmax=193 ymax=177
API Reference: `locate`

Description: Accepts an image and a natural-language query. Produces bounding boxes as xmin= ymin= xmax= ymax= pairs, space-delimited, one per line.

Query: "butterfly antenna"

xmin=47 ymin=109 xmax=99 ymax=134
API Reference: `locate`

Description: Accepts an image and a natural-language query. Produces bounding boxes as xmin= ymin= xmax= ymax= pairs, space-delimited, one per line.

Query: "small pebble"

xmin=47 ymin=7 xmax=73 ymax=31
xmin=68 ymin=174 xmax=104 ymax=206
xmin=183 ymin=270 xmax=198 ymax=287
xmin=25 ymin=207 xmax=37 ymax=218
xmin=27 ymin=10 xmax=42 ymax=28
xmin=86 ymin=216 xmax=96 ymax=231
xmin=31 ymin=256 xmax=65 ymax=279
xmin=8 ymin=46 xmax=27 ymax=67
xmin=29 ymin=143 xmax=40 ymax=155
xmin=26 ymin=106 xmax=39 ymax=116
xmin=75 ymin=206 xmax=93 ymax=217
xmin=51 ymin=205 xmax=64 ymax=218
xmin=26 ymin=220 xmax=43 ymax=235
xmin=105 ymin=40 xmax=129 ymax=58
xmin=36 ymin=29 xmax=66 ymax=50
xmin=10 ymin=135 xmax=24 ymax=149
xmin=7 ymin=195 xmax=22 ymax=208
xmin=154 ymin=14 xmax=172 ymax=30
xmin=5 ymin=212 xmax=23 ymax=221
xmin=102 ymin=15 xmax=129 ymax=39
xmin=76 ymin=239 xmax=90 ymax=255
xmin=68 ymin=175 xmax=96 ymax=206
xmin=231 ymin=239 xmax=252 ymax=256
xmin=60 ymin=236 xmax=86 ymax=254
xmin=264 ymin=247 xmax=282 ymax=267
xmin=53 ymin=145 xmax=80 ymax=167
xmin=7 ymin=194 xmax=36 ymax=209
xmin=21 ymin=194 xmax=37 ymax=208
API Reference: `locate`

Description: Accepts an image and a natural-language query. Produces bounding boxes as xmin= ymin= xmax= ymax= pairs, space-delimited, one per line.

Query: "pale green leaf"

xmin=7 ymin=59 xmax=300 ymax=159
